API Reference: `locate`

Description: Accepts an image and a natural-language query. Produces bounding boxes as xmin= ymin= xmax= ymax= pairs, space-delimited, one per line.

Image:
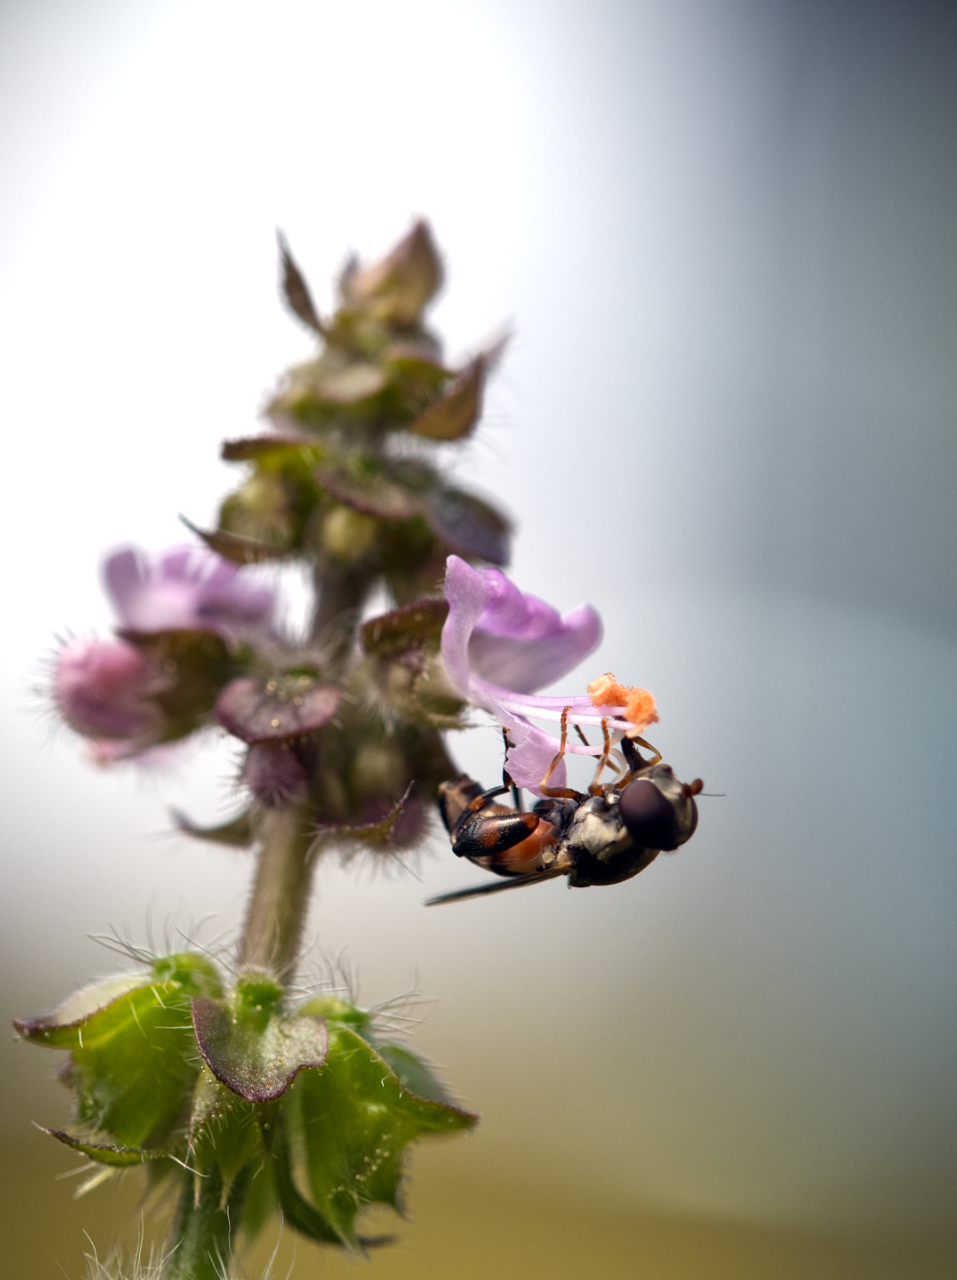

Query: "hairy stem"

xmin=166 ymin=1165 xmax=250 ymax=1280
xmin=310 ymin=565 xmax=368 ymax=672
xmin=237 ymin=806 xmax=316 ymax=976
xmin=237 ymin=564 xmax=370 ymax=981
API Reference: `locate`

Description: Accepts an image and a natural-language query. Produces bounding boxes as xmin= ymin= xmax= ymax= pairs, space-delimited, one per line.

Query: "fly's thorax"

xmin=565 ymin=793 xmax=633 ymax=865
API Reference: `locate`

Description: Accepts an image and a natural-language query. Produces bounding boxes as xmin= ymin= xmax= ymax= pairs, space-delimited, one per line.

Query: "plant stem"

xmin=310 ymin=564 xmax=368 ymax=671
xmin=237 ymin=563 xmax=371 ymax=981
xmin=237 ymin=805 xmax=316 ymax=976
xmin=166 ymin=1165 xmax=250 ymax=1280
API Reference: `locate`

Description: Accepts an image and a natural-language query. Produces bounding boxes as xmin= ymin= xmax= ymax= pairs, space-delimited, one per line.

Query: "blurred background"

xmin=1 ymin=0 xmax=956 ymax=1275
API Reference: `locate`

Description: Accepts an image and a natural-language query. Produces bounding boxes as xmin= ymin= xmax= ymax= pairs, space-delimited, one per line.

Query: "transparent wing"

xmin=424 ymin=868 xmax=564 ymax=906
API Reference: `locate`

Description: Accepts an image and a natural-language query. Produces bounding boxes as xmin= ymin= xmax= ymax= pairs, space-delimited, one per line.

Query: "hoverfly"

xmin=427 ymin=713 xmax=702 ymax=906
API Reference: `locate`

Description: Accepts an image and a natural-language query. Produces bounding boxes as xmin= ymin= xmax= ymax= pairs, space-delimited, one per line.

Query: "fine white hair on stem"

xmin=81 ymin=1226 xmax=290 ymax=1280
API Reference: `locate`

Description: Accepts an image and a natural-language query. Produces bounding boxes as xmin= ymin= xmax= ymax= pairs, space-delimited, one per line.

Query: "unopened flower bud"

xmin=321 ymin=506 xmax=378 ymax=562
xmin=55 ymin=637 xmax=161 ymax=741
xmin=243 ymin=741 xmax=311 ymax=806
xmin=349 ymin=741 xmax=406 ymax=800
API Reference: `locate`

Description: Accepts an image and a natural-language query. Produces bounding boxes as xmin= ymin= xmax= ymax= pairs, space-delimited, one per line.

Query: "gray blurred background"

xmin=1 ymin=1 xmax=955 ymax=1275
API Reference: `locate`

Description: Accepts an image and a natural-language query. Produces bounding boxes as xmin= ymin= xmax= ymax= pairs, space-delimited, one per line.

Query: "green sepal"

xmin=43 ymin=1128 xmax=162 ymax=1167
xmin=238 ymin=1153 xmax=279 ymax=1243
xmin=172 ymin=806 xmax=254 ymax=848
xmin=270 ymin=1122 xmax=348 ymax=1246
xmin=283 ymin=1025 xmax=477 ymax=1249
xmin=295 ymin=995 xmax=373 ymax=1032
xmin=296 ymin=994 xmax=457 ymax=1105
xmin=191 ymin=974 xmax=328 ymax=1103
xmin=373 ymin=1044 xmax=458 ymax=1106
xmin=15 ymin=952 xmax=223 ymax=1149
xmin=188 ymin=1067 xmax=265 ymax=1204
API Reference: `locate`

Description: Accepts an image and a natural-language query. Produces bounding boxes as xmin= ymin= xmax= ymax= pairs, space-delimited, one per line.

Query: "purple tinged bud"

xmin=55 ymin=637 xmax=161 ymax=741
xmin=244 ymin=741 xmax=311 ymax=806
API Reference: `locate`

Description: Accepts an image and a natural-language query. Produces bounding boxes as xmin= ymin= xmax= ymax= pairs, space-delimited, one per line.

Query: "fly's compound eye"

xmin=618 ymin=778 xmax=697 ymax=851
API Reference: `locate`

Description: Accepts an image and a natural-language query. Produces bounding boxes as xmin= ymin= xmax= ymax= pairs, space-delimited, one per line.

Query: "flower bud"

xmin=243 ymin=741 xmax=311 ymax=807
xmin=321 ymin=506 xmax=378 ymax=562
xmin=348 ymin=740 xmax=407 ymax=800
xmin=55 ymin=637 xmax=161 ymax=742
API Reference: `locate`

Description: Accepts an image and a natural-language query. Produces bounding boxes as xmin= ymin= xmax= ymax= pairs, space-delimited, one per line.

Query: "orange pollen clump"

xmin=587 ymin=672 xmax=629 ymax=707
xmin=624 ymin=687 xmax=658 ymax=728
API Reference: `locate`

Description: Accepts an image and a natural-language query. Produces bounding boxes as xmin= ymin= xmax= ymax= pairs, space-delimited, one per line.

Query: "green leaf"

xmin=361 ymin=598 xmax=449 ymax=659
xmin=221 ymin=433 xmax=320 ymax=463
xmin=191 ymin=976 xmax=328 ymax=1103
xmin=373 ymin=1044 xmax=457 ymax=1106
xmin=188 ymin=1066 xmax=264 ymax=1201
xmin=15 ymin=953 xmax=223 ymax=1150
xmin=277 ymin=233 xmax=325 ymax=335
xmin=43 ymin=1128 xmax=162 ymax=1167
xmin=407 ymin=355 xmax=485 ymax=440
xmin=172 ymin=806 xmax=254 ymax=848
xmin=270 ymin=1123 xmax=346 ymax=1245
xmin=283 ymin=1025 xmax=477 ymax=1248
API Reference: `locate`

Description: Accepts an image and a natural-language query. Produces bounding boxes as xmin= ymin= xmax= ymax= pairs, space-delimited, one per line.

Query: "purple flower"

xmin=103 ymin=544 xmax=274 ymax=636
xmin=55 ymin=637 xmax=161 ymax=743
xmin=440 ymin=556 xmax=658 ymax=795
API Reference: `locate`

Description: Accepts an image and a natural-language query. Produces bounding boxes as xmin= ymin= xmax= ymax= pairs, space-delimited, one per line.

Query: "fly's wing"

xmin=424 ymin=867 xmax=564 ymax=906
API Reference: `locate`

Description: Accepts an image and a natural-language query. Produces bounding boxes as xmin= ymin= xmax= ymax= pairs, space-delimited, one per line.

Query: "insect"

xmin=427 ymin=713 xmax=702 ymax=905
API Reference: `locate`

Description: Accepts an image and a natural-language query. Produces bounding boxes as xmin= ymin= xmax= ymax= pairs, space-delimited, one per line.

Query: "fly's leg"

xmin=588 ymin=718 xmax=612 ymax=795
xmin=630 ymin=735 xmax=662 ymax=766
xmin=540 ymin=707 xmax=585 ymax=801
xmin=614 ymin=735 xmax=663 ymax=789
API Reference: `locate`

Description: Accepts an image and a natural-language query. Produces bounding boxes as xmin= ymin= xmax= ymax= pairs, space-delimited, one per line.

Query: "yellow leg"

xmin=540 ymin=707 xmax=581 ymax=800
xmin=588 ymin=718 xmax=612 ymax=795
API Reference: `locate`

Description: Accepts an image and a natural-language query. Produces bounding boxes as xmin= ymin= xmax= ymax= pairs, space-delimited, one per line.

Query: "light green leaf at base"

xmin=283 ymin=1025 xmax=477 ymax=1248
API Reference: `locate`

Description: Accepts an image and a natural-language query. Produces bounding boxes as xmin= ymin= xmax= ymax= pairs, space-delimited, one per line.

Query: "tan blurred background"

xmin=2 ymin=1 xmax=956 ymax=1275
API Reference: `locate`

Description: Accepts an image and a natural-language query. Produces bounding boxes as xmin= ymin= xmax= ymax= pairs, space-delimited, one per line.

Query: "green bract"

xmin=284 ymin=1024 xmax=475 ymax=1248
xmin=16 ymin=953 xmax=222 ymax=1150
xmin=16 ymin=955 xmax=477 ymax=1257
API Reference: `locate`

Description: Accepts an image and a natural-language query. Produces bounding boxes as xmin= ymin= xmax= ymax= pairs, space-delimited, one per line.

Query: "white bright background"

xmin=1 ymin=0 xmax=956 ymax=1234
